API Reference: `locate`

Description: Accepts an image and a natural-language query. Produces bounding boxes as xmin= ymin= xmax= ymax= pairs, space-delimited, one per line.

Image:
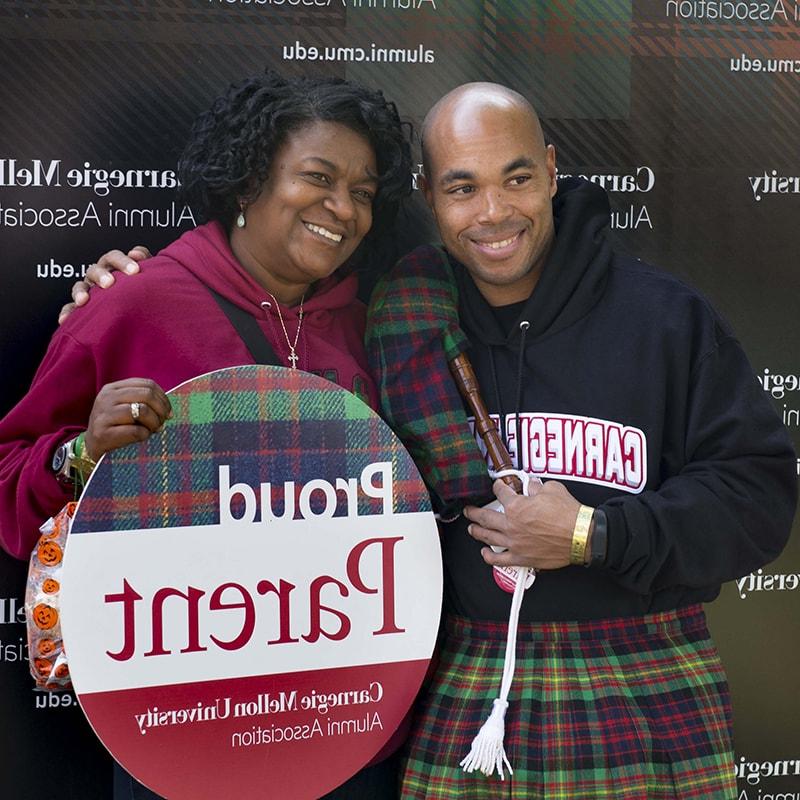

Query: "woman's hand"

xmin=85 ymin=378 xmax=171 ymax=460
xmin=58 ymin=246 xmax=151 ymax=325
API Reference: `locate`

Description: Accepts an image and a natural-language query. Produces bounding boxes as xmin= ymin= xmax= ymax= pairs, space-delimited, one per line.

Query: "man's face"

xmin=423 ymin=104 xmax=557 ymax=306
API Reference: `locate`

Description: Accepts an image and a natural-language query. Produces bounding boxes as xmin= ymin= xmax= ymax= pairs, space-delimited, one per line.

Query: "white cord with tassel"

xmin=459 ymin=468 xmax=537 ymax=780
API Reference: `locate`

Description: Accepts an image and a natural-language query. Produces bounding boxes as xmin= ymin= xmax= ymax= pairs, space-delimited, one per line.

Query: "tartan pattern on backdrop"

xmin=366 ymin=244 xmax=493 ymax=513
xmin=402 ymin=605 xmax=737 ymax=800
xmin=72 ymin=365 xmax=431 ymax=534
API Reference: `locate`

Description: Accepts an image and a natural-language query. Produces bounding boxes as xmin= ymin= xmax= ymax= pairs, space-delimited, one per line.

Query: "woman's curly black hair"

xmin=178 ymin=70 xmax=412 ymax=263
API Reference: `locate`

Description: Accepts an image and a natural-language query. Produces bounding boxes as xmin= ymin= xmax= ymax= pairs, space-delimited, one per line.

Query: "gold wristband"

xmin=569 ymin=505 xmax=594 ymax=566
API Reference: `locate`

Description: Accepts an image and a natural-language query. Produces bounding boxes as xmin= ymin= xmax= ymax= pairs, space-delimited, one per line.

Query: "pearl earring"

xmin=236 ymin=209 xmax=246 ymax=228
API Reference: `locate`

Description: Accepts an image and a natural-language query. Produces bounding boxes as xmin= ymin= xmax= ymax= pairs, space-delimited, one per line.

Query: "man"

xmin=63 ymin=83 xmax=796 ymax=799
xmin=369 ymin=82 xmax=796 ymax=799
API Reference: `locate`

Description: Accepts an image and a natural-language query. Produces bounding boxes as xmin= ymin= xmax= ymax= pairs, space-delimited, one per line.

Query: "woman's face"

xmin=230 ymin=120 xmax=378 ymax=302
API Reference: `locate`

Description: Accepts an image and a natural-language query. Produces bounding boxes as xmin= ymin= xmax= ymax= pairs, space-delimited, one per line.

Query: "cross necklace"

xmin=264 ymin=292 xmax=305 ymax=369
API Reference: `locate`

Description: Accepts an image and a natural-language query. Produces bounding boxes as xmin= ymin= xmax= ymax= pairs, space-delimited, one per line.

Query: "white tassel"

xmin=460 ymin=468 xmax=538 ymax=780
xmin=460 ymin=698 xmax=513 ymax=779
xmin=459 ymin=564 xmax=529 ymax=779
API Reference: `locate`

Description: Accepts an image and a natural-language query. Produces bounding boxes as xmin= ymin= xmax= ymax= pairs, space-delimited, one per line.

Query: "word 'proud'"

xmin=219 ymin=462 xmax=393 ymax=522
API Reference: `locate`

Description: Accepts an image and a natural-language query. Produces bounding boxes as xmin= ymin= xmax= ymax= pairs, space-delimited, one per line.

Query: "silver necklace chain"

xmin=264 ymin=292 xmax=305 ymax=369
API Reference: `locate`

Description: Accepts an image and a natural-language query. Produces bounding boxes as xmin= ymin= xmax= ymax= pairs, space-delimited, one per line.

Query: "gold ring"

xmin=131 ymin=402 xmax=141 ymax=421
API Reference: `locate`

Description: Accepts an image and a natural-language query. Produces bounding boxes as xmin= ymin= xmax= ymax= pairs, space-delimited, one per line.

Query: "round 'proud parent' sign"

xmin=60 ymin=365 xmax=442 ymax=799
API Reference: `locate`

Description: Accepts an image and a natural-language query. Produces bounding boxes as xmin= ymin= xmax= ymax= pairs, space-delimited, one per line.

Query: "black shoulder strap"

xmin=208 ymin=289 xmax=281 ymax=366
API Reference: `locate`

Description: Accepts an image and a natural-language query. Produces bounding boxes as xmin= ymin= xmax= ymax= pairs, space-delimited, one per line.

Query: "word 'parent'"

xmin=104 ymin=537 xmax=404 ymax=662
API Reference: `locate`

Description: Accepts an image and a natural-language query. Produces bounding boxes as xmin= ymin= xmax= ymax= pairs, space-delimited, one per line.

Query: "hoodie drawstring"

xmin=514 ymin=320 xmax=530 ymax=470
xmin=487 ymin=345 xmax=504 ymax=444
xmin=487 ymin=319 xmax=529 ymax=456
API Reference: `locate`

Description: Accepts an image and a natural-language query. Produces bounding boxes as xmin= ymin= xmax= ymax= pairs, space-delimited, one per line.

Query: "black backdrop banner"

xmin=1 ymin=2 xmax=798 ymax=797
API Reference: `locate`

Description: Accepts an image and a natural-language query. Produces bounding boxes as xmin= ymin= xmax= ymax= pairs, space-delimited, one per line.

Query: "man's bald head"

xmin=421 ymin=82 xmax=546 ymax=178
xmin=419 ymin=81 xmax=558 ymax=306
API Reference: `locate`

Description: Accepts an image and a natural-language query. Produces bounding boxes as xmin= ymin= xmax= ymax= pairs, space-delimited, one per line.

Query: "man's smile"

xmin=469 ymin=229 xmax=525 ymax=256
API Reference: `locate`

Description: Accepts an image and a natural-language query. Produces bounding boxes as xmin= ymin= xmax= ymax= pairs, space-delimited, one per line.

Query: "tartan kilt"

xmin=401 ymin=605 xmax=736 ymax=799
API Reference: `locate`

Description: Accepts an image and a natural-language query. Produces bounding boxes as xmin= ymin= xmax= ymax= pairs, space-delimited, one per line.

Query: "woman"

xmin=0 ymin=70 xmax=411 ymax=798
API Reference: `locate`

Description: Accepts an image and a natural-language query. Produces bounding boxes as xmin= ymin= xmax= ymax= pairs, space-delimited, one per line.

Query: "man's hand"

xmin=463 ymin=479 xmax=582 ymax=570
xmin=58 ymin=246 xmax=151 ymax=325
xmin=85 ymin=378 xmax=171 ymax=460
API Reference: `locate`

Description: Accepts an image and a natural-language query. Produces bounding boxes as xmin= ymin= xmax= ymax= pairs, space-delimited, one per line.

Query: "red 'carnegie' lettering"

xmin=470 ymin=412 xmax=647 ymax=493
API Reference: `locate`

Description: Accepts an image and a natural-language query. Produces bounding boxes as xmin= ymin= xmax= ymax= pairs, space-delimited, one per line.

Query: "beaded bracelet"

xmin=72 ymin=432 xmax=97 ymax=480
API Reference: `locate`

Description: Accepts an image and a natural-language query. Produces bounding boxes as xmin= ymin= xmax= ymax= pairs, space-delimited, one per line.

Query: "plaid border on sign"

xmin=72 ymin=365 xmax=430 ymax=534
xmin=402 ymin=605 xmax=736 ymax=800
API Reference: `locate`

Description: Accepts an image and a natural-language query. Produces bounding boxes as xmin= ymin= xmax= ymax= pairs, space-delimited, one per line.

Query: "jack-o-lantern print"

xmin=33 ymin=603 xmax=58 ymax=630
xmin=37 ymin=540 xmax=63 ymax=567
xmin=34 ymin=658 xmax=53 ymax=677
xmin=38 ymin=638 xmax=57 ymax=656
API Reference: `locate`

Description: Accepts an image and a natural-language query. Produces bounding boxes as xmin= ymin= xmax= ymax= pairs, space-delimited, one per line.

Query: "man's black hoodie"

xmin=440 ymin=177 xmax=796 ymax=621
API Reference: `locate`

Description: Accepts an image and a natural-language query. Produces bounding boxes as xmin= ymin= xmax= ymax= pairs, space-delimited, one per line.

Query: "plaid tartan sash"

xmin=365 ymin=245 xmax=493 ymax=512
